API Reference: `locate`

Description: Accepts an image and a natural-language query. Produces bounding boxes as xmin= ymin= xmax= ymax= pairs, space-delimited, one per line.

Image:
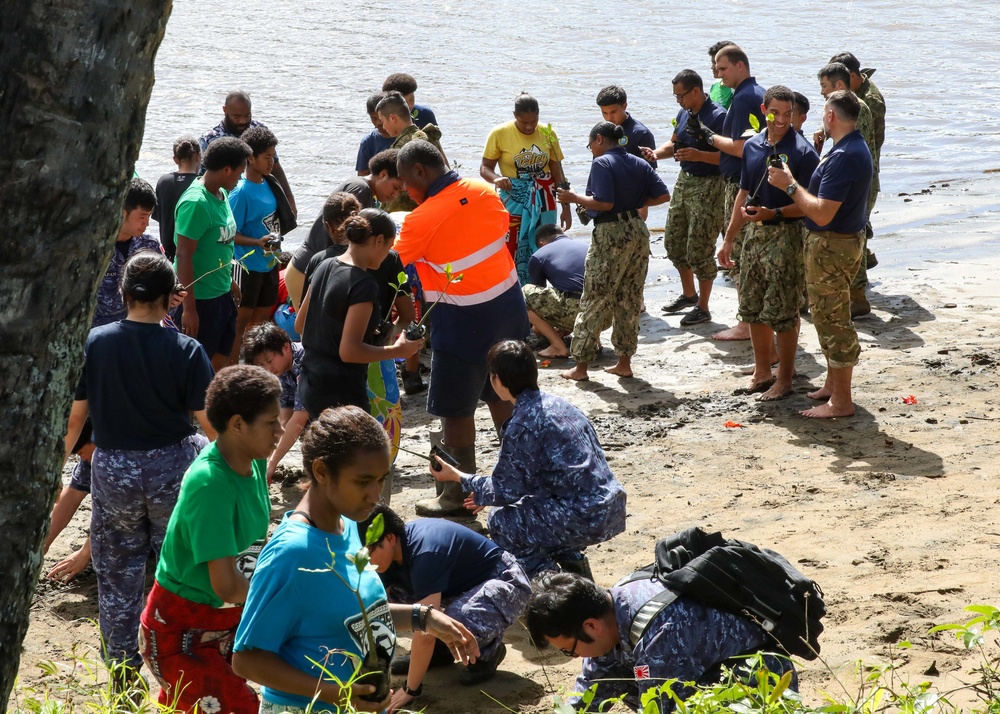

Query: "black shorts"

xmin=426 ymin=350 xmax=500 ymax=419
xmin=174 ymin=293 xmax=238 ymax=359
xmin=235 ymin=266 xmax=279 ymax=309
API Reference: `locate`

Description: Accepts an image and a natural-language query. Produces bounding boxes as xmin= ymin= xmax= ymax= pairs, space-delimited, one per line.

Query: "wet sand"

xmin=15 ymin=178 xmax=1000 ymax=711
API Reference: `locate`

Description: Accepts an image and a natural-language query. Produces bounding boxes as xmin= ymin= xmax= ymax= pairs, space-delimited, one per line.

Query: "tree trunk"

xmin=0 ymin=0 xmax=171 ymax=705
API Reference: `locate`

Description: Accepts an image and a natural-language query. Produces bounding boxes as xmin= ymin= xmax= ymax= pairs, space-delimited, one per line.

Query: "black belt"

xmin=724 ymin=175 xmax=740 ymax=185
xmin=558 ymin=290 xmax=582 ymax=300
xmin=593 ymin=209 xmax=640 ymax=225
xmin=760 ymin=217 xmax=803 ymax=226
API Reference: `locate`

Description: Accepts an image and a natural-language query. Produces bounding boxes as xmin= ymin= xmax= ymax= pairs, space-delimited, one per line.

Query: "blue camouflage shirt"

xmin=199 ymin=119 xmax=277 ymax=160
xmin=572 ymin=579 xmax=778 ymax=712
xmin=93 ymin=234 xmax=162 ymax=328
xmin=278 ymin=341 xmax=305 ymax=412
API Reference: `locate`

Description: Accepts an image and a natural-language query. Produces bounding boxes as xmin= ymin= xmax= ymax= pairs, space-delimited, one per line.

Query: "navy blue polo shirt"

xmin=673 ymin=99 xmax=727 ymax=177
xmin=804 ymin=130 xmax=873 ymax=233
xmin=740 ymin=128 xmax=819 ymax=209
xmin=719 ymin=77 xmax=766 ymax=181
xmin=412 ymin=103 xmax=438 ymax=130
xmin=355 ymin=129 xmax=394 ymax=172
xmin=585 ymin=146 xmax=670 ymax=217
xmin=527 ymin=236 xmax=587 ymax=294
xmin=620 ymin=114 xmax=657 ymax=167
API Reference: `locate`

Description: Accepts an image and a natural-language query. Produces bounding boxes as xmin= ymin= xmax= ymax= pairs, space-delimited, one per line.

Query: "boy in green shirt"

xmin=175 ymin=136 xmax=252 ymax=370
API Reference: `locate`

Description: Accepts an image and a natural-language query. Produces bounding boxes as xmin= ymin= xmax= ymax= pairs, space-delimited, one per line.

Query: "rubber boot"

xmin=557 ymin=554 xmax=594 ymax=581
xmin=428 ymin=430 xmax=444 ymax=497
xmin=850 ymin=288 xmax=871 ymax=319
xmin=415 ymin=444 xmax=475 ymax=517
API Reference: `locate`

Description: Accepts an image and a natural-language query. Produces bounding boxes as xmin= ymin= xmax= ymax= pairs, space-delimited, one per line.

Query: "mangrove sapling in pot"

xmin=746 ymin=113 xmax=777 ymax=209
xmin=403 ymin=263 xmax=463 ymax=340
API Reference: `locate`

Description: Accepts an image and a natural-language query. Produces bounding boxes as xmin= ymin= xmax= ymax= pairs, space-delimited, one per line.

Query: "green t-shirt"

xmin=155 ymin=441 xmax=271 ymax=607
xmin=709 ymin=80 xmax=734 ymax=110
xmin=174 ymin=178 xmax=237 ymax=300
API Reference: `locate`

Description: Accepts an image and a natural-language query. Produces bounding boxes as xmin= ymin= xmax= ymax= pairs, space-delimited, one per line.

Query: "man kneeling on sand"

xmin=522 ymin=225 xmax=588 ymax=358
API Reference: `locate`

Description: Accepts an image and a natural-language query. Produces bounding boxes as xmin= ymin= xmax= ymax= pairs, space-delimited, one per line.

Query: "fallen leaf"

xmin=902 ymin=395 xmax=918 ymax=405
xmin=540 ymin=360 xmax=551 ymax=368
xmin=724 ymin=421 xmax=744 ymax=429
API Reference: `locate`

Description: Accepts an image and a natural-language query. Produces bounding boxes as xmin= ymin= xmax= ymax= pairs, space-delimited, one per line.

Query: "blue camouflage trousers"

xmin=91 ymin=434 xmax=208 ymax=669
xmin=443 ymin=551 xmax=531 ymax=659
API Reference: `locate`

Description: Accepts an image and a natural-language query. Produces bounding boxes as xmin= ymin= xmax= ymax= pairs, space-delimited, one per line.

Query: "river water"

xmin=137 ymin=0 xmax=1000 ymax=244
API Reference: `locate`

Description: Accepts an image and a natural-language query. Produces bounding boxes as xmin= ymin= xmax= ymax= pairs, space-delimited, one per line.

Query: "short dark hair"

xmin=708 ymin=40 xmax=734 ymax=57
xmin=397 ymin=140 xmax=446 ymax=172
xmin=589 ymin=121 xmax=625 ymax=144
xmin=366 ymin=91 xmax=387 ymax=115
xmin=241 ymin=322 xmax=291 ymax=366
xmin=817 ymin=62 xmax=851 ymax=88
xmin=225 ymin=89 xmax=251 ymax=107
xmin=829 ymin=52 xmax=861 ymax=76
xmin=203 ymin=136 xmax=252 ymax=171
xmin=300 ymin=406 xmax=389 ymax=482
xmin=382 ymin=73 xmax=418 ymax=95
xmin=672 ymin=69 xmax=703 ymax=91
xmin=535 ymin=224 xmax=564 ymax=244
xmin=205 ymin=365 xmax=281 ymax=433
xmin=763 ymin=85 xmax=796 ymax=108
xmin=357 ymin=502 xmax=406 ymax=550
xmin=172 ymin=136 xmax=201 ymax=162
xmin=376 ymin=91 xmax=411 ymax=121
xmin=120 ymin=250 xmax=174 ymax=308
xmin=487 ymin=340 xmax=538 ymax=396
xmin=826 ymin=89 xmax=861 ymax=122
xmin=524 ymin=572 xmax=612 ymax=648
xmin=514 ymin=92 xmax=539 ymax=115
xmin=241 ymin=125 xmax=278 ymax=157
xmin=123 ymin=177 xmax=156 ymax=213
xmin=368 ymin=148 xmax=400 ymax=178
xmin=322 ymin=191 xmax=362 ymax=227
xmin=596 ymin=85 xmax=627 ymax=107
xmin=716 ymin=44 xmax=750 ymax=69
xmin=793 ymin=92 xmax=810 ymax=116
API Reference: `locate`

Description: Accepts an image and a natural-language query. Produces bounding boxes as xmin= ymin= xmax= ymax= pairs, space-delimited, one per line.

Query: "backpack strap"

xmin=628 ymin=588 xmax=679 ymax=649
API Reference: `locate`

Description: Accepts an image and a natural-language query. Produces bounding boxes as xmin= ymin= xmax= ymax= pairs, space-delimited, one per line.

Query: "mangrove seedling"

xmin=404 ymin=263 xmax=463 ymax=340
xmin=180 ymin=250 xmax=256 ymax=292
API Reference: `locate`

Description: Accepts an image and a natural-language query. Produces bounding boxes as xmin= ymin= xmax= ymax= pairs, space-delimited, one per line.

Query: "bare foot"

xmin=734 ymin=377 xmax=774 ymax=396
xmin=757 ymin=381 xmax=793 ymax=402
xmin=538 ymin=346 xmax=570 ymax=359
xmin=740 ymin=361 xmax=778 ymax=375
xmin=800 ymin=402 xmax=855 ymax=418
xmin=46 ymin=544 xmax=91 ymax=583
xmin=806 ymin=388 xmax=832 ymax=400
xmin=711 ymin=324 xmax=751 ymax=341
xmin=562 ymin=366 xmax=590 ymax=381
xmin=604 ymin=365 xmax=634 ymax=378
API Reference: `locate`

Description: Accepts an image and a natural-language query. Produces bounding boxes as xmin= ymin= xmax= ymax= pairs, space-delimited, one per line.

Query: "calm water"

xmin=137 ymin=0 xmax=1000 ymax=242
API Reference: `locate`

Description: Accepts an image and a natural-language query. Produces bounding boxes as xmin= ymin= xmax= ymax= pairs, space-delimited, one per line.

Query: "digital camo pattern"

xmin=724 ymin=180 xmax=750 ymax=271
xmin=805 ymin=231 xmax=863 ymax=368
xmin=91 ymin=434 xmax=207 ymax=668
xmin=737 ymin=222 xmax=806 ymax=333
xmin=523 ymin=284 xmax=581 ymax=332
xmin=570 ymin=580 xmax=795 ymax=712
xmin=69 ymin=457 xmax=92 ymax=493
xmin=462 ymin=389 xmax=626 ymax=577
xmin=570 ymin=216 xmax=650 ymax=364
xmin=278 ymin=341 xmax=305 ymax=412
xmin=442 ymin=551 xmax=530 ymax=660
xmin=664 ymin=172 xmax=726 ymax=282
xmin=93 ymin=234 xmax=163 ymax=328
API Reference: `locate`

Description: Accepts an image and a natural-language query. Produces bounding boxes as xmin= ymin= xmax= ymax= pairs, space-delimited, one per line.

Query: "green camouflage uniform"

xmin=851 ymin=96 xmax=878 ymax=290
xmin=724 ymin=180 xmax=750 ymax=280
xmin=805 ymin=231 xmax=863 ymax=368
xmin=570 ymin=215 xmax=649 ymax=363
xmin=859 ymin=73 xmax=886 ymax=164
xmin=384 ymin=123 xmax=446 ymax=212
xmin=522 ymin=284 xmax=581 ymax=332
xmin=737 ymin=221 xmax=806 ymax=333
xmin=664 ymin=171 xmax=726 ymax=282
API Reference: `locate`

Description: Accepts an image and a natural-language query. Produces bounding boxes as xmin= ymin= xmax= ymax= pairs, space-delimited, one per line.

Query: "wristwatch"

xmin=774 ymin=207 xmax=784 ymax=219
xmin=706 ymin=133 xmax=715 ymax=146
xmin=785 ymin=182 xmax=798 ymax=197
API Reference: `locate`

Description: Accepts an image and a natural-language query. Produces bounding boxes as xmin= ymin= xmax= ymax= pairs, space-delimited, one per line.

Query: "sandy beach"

xmin=15 ymin=175 xmax=1000 ymax=712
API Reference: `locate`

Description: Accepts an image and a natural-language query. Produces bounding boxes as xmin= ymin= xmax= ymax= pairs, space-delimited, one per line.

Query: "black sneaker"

xmin=680 ymin=306 xmax=712 ymax=326
xmin=391 ymin=640 xmax=455 ymax=674
xmin=460 ymin=642 xmax=506 ymax=686
xmin=866 ymin=250 xmax=879 ymax=269
xmin=402 ymin=370 xmax=427 ymax=395
xmin=661 ymin=293 xmax=699 ymax=313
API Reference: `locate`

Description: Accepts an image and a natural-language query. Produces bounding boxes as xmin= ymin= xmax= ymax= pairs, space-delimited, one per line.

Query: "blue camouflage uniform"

xmin=278 ymin=341 xmax=306 ymax=413
xmin=199 ymin=118 xmax=274 ymax=156
xmin=571 ymin=579 xmax=796 ymax=712
xmin=93 ymin=235 xmax=162 ymax=328
xmin=460 ymin=389 xmax=626 ymax=577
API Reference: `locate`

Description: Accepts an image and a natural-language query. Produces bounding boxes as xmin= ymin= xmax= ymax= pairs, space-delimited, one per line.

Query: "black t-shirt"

xmin=75 ymin=321 xmax=214 ymax=450
xmin=154 ymin=172 xmax=198 ymax=260
xmin=290 ymin=178 xmax=375 ymax=273
xmin=379 ymin=519 xmax=504 ymax=602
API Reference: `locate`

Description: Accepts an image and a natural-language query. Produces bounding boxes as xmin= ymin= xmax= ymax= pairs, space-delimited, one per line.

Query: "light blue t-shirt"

xmin=234 ymin=514 xmax=396 ymax=711
xmin=229 ymin=176 xmax=279 ymax=273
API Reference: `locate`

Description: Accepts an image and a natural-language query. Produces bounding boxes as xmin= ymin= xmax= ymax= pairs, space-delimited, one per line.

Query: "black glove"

xmin=685 ymin=113 xmax=706 ymax=141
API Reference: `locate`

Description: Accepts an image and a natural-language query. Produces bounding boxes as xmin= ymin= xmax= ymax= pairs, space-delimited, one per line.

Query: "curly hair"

xmin=205 ymin=365 xmax=281 ymax=432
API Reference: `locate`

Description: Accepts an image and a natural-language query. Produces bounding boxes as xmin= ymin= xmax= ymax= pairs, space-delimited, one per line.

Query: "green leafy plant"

xmin=181 ymin=250 xmax=256 ymax=291
xmin=382 ymin=271 xmax=409 ymax=324
xmin=405 ymin=263 xmax=463 ymax=339
xmin=539 ymin=123 xmax=560 ymax=153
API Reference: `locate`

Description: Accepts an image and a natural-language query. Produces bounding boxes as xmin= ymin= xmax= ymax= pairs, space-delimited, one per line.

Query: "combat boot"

xmin=557 ymin=554 xmax=594 ymax=581
xmin=850 ymin=288 xmax=871 ymax=318
xmin=415 ymin=444 xmax=476 ymax=517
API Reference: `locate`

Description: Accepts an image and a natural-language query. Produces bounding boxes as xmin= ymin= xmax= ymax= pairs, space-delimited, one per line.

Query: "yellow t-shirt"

xmin=482 ymin=121 xmax=564 ymax=179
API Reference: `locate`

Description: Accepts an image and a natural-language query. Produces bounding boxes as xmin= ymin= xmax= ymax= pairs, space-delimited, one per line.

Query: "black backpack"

xmin=619 ymin=527 xmax=825 ymax=660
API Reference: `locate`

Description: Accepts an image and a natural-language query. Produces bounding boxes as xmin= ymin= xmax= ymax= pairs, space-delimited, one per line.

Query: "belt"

xmin=558 ymin=289 xmax=582 ymax=300
xmin=593 ymin=209 xmax=640 ymax=225
xmin=724 ymin=175 xmax=740 ymax=185
xmin=809 ymin=229 xmax=862 ymax=240
xmin=760 ymin=217 xmax=803 ymax=226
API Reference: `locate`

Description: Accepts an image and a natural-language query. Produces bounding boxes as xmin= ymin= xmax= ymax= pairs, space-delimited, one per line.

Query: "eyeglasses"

xmin=559 ymin=636 xmax=580 ymax=657
xmin=674 ymin=88 xmax=695 ymax=103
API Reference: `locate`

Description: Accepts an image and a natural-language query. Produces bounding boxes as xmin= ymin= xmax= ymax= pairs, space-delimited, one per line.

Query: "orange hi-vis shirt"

xmin=395 ymin=177 xmax=517 ymax=306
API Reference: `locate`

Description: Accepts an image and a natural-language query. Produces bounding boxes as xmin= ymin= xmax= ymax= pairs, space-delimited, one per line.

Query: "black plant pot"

xmin=358 ymin=649 xmax=392 ymax=703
